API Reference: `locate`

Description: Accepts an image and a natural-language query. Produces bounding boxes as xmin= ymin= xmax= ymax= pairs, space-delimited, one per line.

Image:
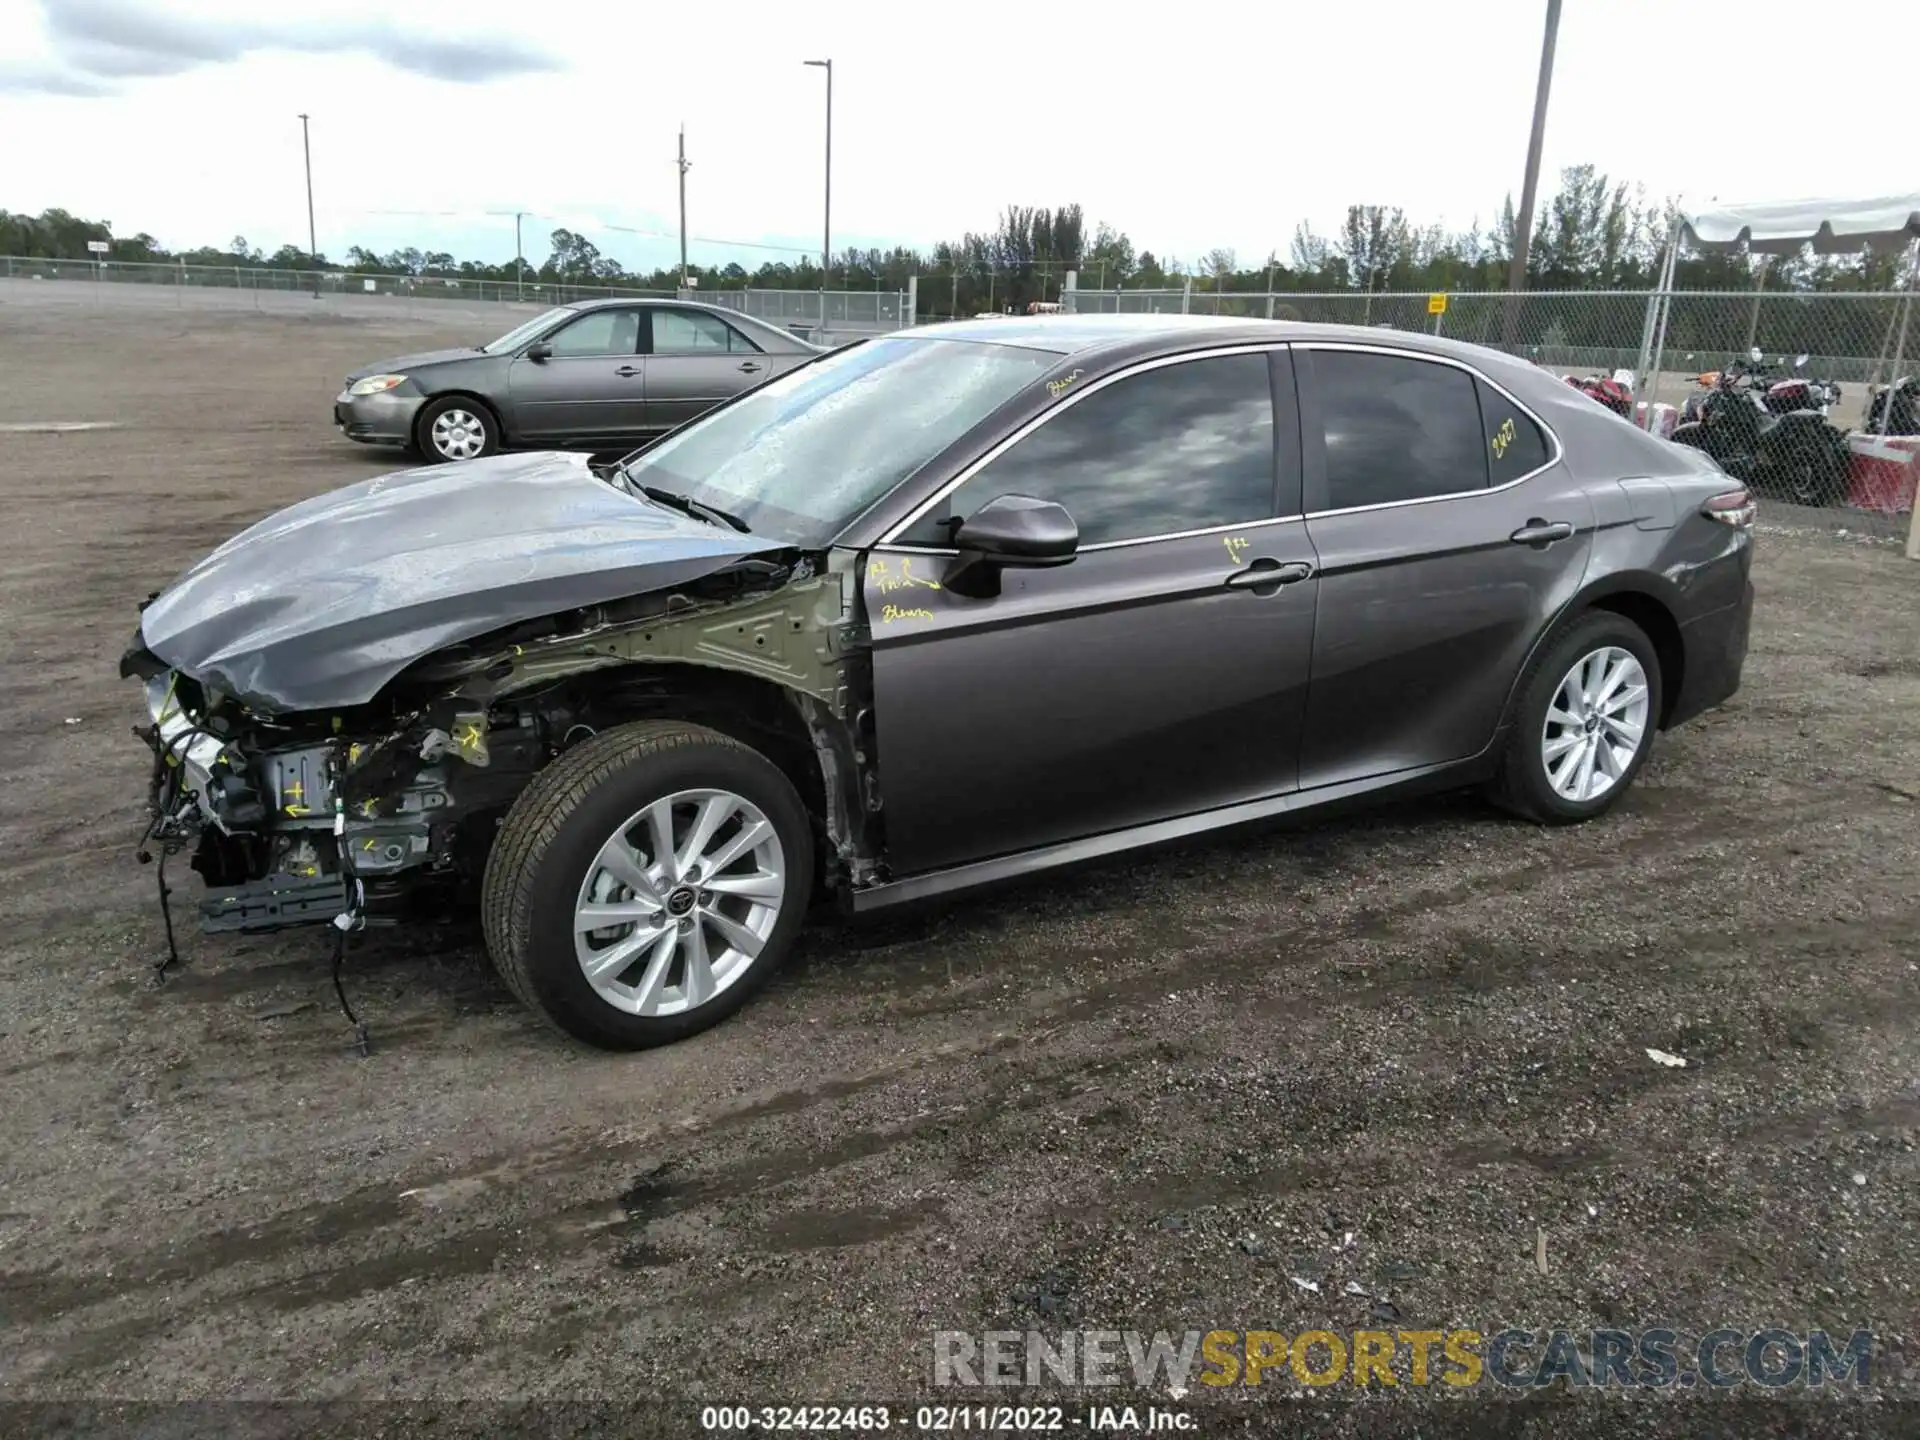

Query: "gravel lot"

xmin=2 ymin=291 xmax=1918 ymax=1437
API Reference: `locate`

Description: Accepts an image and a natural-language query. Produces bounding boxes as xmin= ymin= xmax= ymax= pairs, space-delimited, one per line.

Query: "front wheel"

xmin=414 ymin=396 xmax=500 ymax=464
xmin=482 ymin=721 xmax=815 ymax=1049
xmin=1774 ymin=437 xmax=1847 ymax=507
xmin=1488 ymin=612 xmax=1663 ymax=825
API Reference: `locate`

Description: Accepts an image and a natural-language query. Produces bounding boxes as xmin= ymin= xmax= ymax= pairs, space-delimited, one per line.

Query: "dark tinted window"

xmin=928 ymin=353 xmax=1277 ymax=547
xmin=1315 ymin=350 xmax=1486 ymax=509
xmin=1477 ymin=379 xmax=1552 ymax=481
xmin=548 ymin=308 xmax=640 ymax=357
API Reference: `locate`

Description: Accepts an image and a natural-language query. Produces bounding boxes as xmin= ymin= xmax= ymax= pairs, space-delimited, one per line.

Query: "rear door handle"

xmin=1510 ymin=519 xmax=1574 ymax=546
xmin=614 ymin=365 xmax=642 ymax=378
xmin=1226 ymin=558 xmax=1314 ymax=593
xmin=738 ymin=361 xmax=764 ymax=374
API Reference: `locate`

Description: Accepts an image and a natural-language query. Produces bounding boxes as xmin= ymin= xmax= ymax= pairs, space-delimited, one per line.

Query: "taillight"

xmin=1703 ymin=488 xmax=1755 ymax=528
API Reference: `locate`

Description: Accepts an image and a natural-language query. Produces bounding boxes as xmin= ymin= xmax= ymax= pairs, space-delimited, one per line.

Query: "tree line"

xmin=4 ymin=164 xmax=1909 ymax=324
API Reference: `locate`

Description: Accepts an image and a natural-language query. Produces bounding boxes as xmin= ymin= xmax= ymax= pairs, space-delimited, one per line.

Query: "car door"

xmin=1294 ymin=344 xmax=1595 ymax=791
xmin=643 ymin=307 xmax=773 ymax=431
xmin=506 ymin=307 xmax=646 ymax=442
xmin=864 ymin=347 xmax=1320 ymax=877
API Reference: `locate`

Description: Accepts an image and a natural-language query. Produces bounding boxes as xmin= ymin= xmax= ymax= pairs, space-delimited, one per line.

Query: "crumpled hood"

xmin=139 ymin=451 xmax=783 ymax=712
xmin=345 ymin=348 xmax=483 ymax=381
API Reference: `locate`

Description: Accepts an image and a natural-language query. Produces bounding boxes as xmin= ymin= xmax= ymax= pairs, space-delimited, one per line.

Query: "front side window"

xmin=482 ymin=306 xmax=574 ymax=354
xmin=617 ymin=337 xmax=1056 ymax=544
xmin=1315 ymin=350 xmax=1487 ymax=510
xmin=652 ymin=309 xmax=757 ymax=353
xmin=547 ymin=309 xmax=641 ymax=358
xmin=909 ymin=352 xmax=1278 ymax=548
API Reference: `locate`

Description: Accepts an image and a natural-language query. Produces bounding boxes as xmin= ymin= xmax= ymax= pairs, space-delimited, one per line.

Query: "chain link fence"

xmin=689 ymin=286 xmax=911 ymax=337
xmin=0 ymin=254 xmax=681 ymax=310
xmin=1066 ymin=283 xmax=1918 ymax=543
xmin=6 ymin=253 xmax=1912 ymax=542
xmin=0 ymin=256 xmax=914 ymax=345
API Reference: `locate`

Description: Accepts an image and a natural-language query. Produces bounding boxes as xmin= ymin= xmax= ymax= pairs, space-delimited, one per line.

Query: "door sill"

xmin=848 ymin=757 xmax=1472 ymax=913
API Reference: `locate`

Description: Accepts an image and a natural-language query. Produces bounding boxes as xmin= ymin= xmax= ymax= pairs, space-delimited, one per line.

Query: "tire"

xmin=1488 ymin=611 xmax=1664 ymax=825
xmin=1774 ymin=438 xmax=1829 ymax=506
xmin=415 ymin=396 xmax=500 ymax=464
xmin=481 ymin=720 xmax=814 ymax=1049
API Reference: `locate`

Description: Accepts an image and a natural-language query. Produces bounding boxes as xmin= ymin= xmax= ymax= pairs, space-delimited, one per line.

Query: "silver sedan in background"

xmin=333 ymin=299 xmax=824 ymax=463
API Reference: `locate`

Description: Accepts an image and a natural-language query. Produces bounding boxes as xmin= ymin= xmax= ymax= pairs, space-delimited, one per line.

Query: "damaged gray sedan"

xmin=123 ymin=315 xmax=1755 ymax=1049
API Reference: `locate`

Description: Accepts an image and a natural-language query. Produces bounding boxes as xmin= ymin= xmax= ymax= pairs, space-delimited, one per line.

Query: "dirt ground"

xmin=2 ymin=292 xmax=1919 ymax=1437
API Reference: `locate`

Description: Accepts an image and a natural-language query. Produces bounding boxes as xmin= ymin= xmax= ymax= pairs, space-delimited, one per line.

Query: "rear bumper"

xmin=334 ymin=388 xmax=422 ymax=447
xmin=1667 ymin=578 xmax=1754 ymax=728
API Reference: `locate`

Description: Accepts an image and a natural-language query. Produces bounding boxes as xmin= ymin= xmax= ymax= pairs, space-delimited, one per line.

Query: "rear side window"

xmin=1314 ymin=350 xmax=1487 ymax=509
xmin=1478 ymin=379 xmax=1552 ymax=482
xmin=653 ymin=309 xmax=758 ymax=354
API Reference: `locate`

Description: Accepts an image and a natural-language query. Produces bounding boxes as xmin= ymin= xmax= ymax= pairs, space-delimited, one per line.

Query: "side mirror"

xmin=943 ymin=494 xmax=1078 ymax=596
xmin=525 ymin=341 xmax=553 ymax=362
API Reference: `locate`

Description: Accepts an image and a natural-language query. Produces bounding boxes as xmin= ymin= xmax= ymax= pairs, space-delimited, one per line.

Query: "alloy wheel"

xmin=572 ymin=788 xmax=786 ymax=1017
xmin=430 ymin=407 xmax=488 ymax=461
xmin=1541 ymin=646 xmax=1650 ymax=804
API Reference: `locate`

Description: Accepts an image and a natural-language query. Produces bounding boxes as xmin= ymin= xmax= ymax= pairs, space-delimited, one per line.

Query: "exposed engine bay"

xmin=121 ymin=548 xmax=883 ymax=937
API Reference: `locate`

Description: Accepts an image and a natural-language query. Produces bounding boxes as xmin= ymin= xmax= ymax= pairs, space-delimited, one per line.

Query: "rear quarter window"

xmin=1478 ymin=379 xmax=1553 ymax=482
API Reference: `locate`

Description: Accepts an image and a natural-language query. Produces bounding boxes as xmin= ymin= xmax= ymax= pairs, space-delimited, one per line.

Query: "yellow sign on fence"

xmin=1427 ymin=293 xmax=1448 ymax=315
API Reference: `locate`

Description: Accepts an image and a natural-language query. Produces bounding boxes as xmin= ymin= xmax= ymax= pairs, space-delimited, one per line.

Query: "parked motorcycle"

xmin=1671 ymin=352 xmax=1850 ymax=506
xmin=1679 ymin=350 xmax=1838 ymax=428
xmin=1564 ymin=370 xmax=1634 ymax=419
xmin=1864 ymin=376 xmax=1920 ymax=435
xmin=1757 ymin=355 xmax=1840 ymax=416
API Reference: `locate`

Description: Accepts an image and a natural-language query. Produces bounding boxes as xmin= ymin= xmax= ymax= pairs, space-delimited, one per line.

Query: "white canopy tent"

xmin=1635 ymin=194 xmax=1920 ymax=431
xmin=1679 ymin=195 xmax=1920 ymax=256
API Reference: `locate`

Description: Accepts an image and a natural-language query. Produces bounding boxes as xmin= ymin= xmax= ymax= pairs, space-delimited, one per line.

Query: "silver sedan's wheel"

xmin=1541 ymin=645 xmax=1650 ymax=803
xmin=429 ymin=406 xmax=489 ymax=461
xmin=572 ymin=788 xmax=786 ymax=1018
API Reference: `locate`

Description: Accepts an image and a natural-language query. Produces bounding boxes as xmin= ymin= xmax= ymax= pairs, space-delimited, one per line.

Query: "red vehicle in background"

xmin=1564 ymin=370 xmax=1635 ymax=419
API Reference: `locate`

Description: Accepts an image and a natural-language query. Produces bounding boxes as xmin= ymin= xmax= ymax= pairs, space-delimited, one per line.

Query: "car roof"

xmin=569 ymin=296 xmax=744 ymax=318
xmin=904 ymin=312 xmax=1557 ymax=384
xmin=564 ymin=296 xmax=822 ymax=350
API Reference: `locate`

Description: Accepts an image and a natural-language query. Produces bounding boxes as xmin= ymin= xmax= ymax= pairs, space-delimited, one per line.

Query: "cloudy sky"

xmin=0 ymin=0 xmax=1909 ymax=274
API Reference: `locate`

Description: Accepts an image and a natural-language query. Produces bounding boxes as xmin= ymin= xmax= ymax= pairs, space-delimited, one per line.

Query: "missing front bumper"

xmin=200 ymin=874 xmax=350 ymax=932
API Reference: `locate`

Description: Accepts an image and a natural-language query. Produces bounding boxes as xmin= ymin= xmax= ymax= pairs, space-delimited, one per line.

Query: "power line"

xmin=339 ymin=207 xmax=822 ymax=258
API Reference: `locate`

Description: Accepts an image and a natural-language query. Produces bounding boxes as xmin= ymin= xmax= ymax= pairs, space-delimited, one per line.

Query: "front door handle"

xmin=738 ymin=361 xmax=764 ymax=374
xmin=1226 ymin=558 xmax=1314 ymax=594
xmin=614 ymin=365 xmax=642 ymax=378
xmin=1510 ymin=519 xmax=1574 ymax=547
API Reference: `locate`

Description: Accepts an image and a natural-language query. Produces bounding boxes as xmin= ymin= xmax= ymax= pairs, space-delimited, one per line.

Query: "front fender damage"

xmin=402 ymin=547 xmax=882 ymax=888
xmin=135 ymin=547 xmax=885 ymax=940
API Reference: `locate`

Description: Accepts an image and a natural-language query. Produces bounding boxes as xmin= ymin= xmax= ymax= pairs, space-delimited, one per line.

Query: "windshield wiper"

xmin=629 ymin=476 xmax=751 ymax=533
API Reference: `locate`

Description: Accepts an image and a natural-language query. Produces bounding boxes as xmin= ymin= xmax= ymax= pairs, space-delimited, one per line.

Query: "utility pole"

xmin=1503 ymin=0 xmax=1562 ymax=344
xmin=1744 ymin=252 xmax=1771 ymax=355
xmin=677 ymin=126 xmax=691 ymax=290
xmin=804 ymin=59 xmax=833 ymax=290
xmin=297 ymin=113 xmax=318 ymax=298
xmin=514 ymin=211 xmax=526 ymax=300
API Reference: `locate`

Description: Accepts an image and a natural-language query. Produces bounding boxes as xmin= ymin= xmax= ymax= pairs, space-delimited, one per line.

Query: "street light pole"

xmin=297 ymin=112 xmax=318 ymax=298
xmin=804 ymin=59 xmax=832 ymax=298
xmin=677 ymin=125 xmax=691 ymax=291
xmin=514 ymin=211 xmax=527 ymax=300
